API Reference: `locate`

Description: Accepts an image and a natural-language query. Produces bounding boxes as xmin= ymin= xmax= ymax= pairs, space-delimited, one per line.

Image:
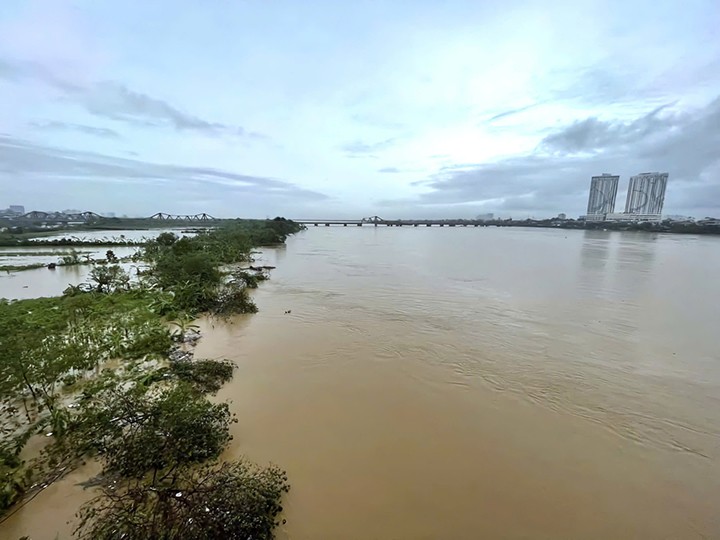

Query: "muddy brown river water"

xmin=2 ymin=227 xmax=720 ymax=539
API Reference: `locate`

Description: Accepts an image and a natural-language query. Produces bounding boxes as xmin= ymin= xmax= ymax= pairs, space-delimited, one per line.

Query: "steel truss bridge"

xmin=149 ymin=213 xmax=218 ymax=222
xmin=11 ymin=213 xmax=505 ymax=227
xmin=17 ymin=211 xmax=104 ymax=222
xmin=11 ymin=212 xmax=219 ymax=223
xmin=294 ymin=216 xmax=501 ymax=227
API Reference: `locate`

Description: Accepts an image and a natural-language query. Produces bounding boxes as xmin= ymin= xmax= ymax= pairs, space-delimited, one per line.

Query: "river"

xmin=2 ymin=226 xmax=720 ymax=538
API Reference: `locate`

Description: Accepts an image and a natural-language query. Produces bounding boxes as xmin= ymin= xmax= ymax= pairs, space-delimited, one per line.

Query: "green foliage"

xmin=88 ymin=265 xmax=130 ymax=293
xmin=60 ymin=249 xmax=82 ymax=265
xmin=73 ymin=384 xmax=234 ymax=479
xmin=76 ymin=460 xmax=290 ymax=540
xmin=211 ymin=287 xmax=258 ymax=316
xmin=0 ymin=447 xmax=25 ymax=511
xmin=156 ymin=231 xmax=178 ymax=246
xmin=233 ymin=270 xmax=268 ymax=289
xmin=0 ymin=219 xmax=301 ymax=521
xmin=139 ymin=220 xmax=300 ymax=315
xmin=0 ymin=292 xmax=173 ymax=467
xmin=169 ymin=359 xmax=235 ymax=394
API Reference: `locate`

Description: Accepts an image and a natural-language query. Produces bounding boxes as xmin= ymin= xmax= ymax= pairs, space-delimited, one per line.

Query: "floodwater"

xmin=3 ymin=227 xmax=720 ymax=538
xmin=0 ymin=228 xmax=192 ymax=300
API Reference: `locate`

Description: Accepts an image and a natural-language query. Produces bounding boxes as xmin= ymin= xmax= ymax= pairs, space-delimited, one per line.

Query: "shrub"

xmin=76 ymin=460 xmax=289 ymax=540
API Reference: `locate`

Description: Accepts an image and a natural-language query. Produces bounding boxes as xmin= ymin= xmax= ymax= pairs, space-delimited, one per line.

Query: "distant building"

xmin=586 ymin=174 xmax=619 ymax=221
xmin=8 ymin=205 xmax=25 ymax=214
xmin=624 ymin=172 xmax=668 ymax=220
xmin=476 ymin=213 xmax=494 ymax=221
xmin=556 ymin=213 xmax=567 ymax=220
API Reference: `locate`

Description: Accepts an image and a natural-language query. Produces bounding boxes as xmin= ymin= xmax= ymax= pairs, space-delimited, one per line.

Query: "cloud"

xmin=378 ymin=96 xmax=720 ymax=217
xmin=0 ymin=58 xmax=82 ymax=92
xmin=80 ymin=82 xmax=226 ymax=133
xmin=540 ymin=103 xmax=676 ymax=153
xmin=485 ymin=103 xmax=543 ymax=123
xmin=0 ymin=58 xmax=263 ymax=137
xmin=341 ymin=138 xmax=396 ymax=154
xmin=30 ymin=120 xmax=120 ymax=139
xmin=0 ymin=134 xmax=328 ymax=202
xmin=378 ymin=167 xmax=401 ymax=173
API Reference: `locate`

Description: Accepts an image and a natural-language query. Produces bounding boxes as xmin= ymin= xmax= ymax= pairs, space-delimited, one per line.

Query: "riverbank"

xmin=0 ymin=219 xmax=300 ymax=538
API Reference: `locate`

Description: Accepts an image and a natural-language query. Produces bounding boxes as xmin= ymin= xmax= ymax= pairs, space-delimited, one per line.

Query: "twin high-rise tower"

xmin=587 ymin=174 xmax=620 ymax=220
xmin=585 ymin=172 xmax=668 ymax=221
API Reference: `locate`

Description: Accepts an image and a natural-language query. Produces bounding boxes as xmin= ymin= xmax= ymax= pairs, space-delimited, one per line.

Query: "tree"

xmin=76 ymin=460 xmax=289 ymax=540
xmin=73 ymin=384 xmax=234 ymax=479
xmin=89 ymin=265 xmax=130 ymax=293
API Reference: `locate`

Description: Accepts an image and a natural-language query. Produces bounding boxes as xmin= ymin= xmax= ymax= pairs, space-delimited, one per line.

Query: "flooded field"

xmin=0 ymin=228 xmax=191 ymax=299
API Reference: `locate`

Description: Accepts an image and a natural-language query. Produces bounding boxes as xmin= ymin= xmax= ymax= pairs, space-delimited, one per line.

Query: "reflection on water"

xmin=3 ymin=227 xmax=720 ymax=539
xmin=0 ymin=260 xmax=141 ymax=300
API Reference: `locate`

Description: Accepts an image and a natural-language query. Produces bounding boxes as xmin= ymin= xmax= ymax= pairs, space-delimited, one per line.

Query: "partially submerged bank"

xmin=0 ymin=218 xmax=302 ymax=539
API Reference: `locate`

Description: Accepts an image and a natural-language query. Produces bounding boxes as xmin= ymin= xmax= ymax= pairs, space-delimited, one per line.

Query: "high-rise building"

xmin=8 ymin=205 xmax=25 ymax=214
xmin=624 ymin=172 xmax=668 ymax=220
xmin=586 ymin=174 xmax=619 ymax=221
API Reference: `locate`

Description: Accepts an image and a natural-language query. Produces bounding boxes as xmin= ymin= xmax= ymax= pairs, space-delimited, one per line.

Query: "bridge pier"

xmin=343 ymin=223 xmax=347 ymax=226
xmin=325 ymin=223 xmax=330 ymax=226
xmin=357 ymin=223 xmax=362 ymax=226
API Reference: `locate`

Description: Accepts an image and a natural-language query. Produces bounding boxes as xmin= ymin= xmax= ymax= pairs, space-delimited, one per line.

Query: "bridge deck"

xmin=294 ymin=219 xmax=496 ymax=227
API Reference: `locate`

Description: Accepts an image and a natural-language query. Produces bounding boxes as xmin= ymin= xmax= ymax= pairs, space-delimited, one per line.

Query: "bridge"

xmin=148 ymin=213 xmax=218 ymax=222
xmin=9 ymin=212 xmax=506 ymax=228
xmin=17 ymin=211 xmax=104 ymax=223
xmin=294 ymin=216 xmax=500 ymax=227
xmin=9 ymin=211 xmax=220 ymax=224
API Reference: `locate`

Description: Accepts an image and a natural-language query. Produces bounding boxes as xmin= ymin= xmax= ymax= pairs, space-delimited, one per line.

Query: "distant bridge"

xmin=10 ymin=212 xmax=509 ymax=228
xmin=294 ymin=216 xmax=501 ymax=227
xmin=18 ymin=211 xmax=104 ymax=223
xmin=11 ymin=211 xmax=220 ymax=223
xmin=149 ymin=213 xmax=218 ymax=222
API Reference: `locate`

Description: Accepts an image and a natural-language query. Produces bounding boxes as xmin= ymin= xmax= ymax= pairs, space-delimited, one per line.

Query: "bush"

xmin=0 ymin=447 xmax=25 ymax=512
xmin=76 ymin=460 xmax=290 ymax=540
xmin=170 ymin=359 xmax=235 ymax=394
xmin=73 ymin=384 xmax=234 ymax=479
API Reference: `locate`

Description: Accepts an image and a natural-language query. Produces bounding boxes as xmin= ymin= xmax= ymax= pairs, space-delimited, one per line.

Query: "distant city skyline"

xmin=584 ymin=172 xmax=669 ymax=222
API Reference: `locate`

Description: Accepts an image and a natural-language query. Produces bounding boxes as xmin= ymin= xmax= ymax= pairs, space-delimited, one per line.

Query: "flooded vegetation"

xmin=0 ymin=219 xmax=300 ymax=539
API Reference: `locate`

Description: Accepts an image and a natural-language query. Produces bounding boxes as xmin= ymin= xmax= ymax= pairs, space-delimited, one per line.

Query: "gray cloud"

xmin=0 ymin=135 xmax=328 ymax=204
xmin=540 ymin=103 xmax=676 ymax=153
xmin=80 ymin=82 xmax=226 ymax=133
xmin=30 ymin=121 xmax=120 ymax=139
xmin=378 ymin=167 xmax=401 ymax=173
xmin=485 ymin=103 xmax=543 ymax=123
xmin=379 ymin=96 xmax=720 ymax=218
xmin=0 ymin=58 xmax=82 ymax=92
xmin=0 ymin=58 xmax=262 ymax=137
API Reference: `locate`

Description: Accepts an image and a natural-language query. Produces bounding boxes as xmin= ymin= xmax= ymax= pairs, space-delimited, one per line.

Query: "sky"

xmin=0 ymin=0 xmax=718 ymax=219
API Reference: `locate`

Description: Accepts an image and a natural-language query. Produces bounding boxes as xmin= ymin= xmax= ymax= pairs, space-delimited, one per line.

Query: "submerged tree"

xmin=76 ymin=460 xmax=289 ymax=540
xmin=72 ymin=384 xmax=234 ymax=479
